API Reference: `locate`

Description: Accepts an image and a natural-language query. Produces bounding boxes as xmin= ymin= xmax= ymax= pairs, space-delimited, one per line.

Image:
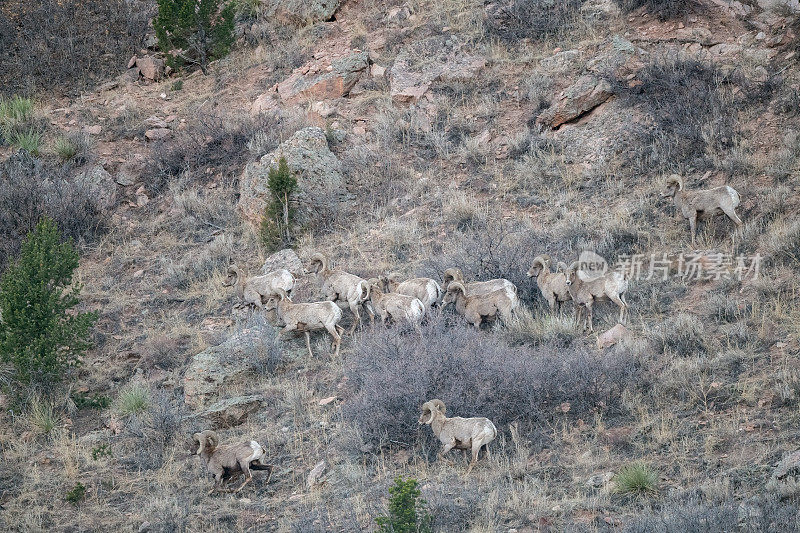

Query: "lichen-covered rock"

xmin=389 ymin=38 xmax=485 ymax=104
xmin=277 ymin=50 xmax=368 ymax=102
xmin=183 ymin=325 xmax=277 ymax=410
xmin=262 ymin=248 xmax=304 ymax=276
xmin=77 ymin=165 xmax=116 ymax=210
xmin=202 ymin=395 xmax=264 ymax=428
xmin=269 ymin=0 xmax=341 ymax=25
xmin=238 ymin=127 xmax=352 ymax=228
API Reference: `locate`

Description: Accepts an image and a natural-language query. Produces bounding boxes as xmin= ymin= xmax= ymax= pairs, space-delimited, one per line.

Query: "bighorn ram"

xmin=222 ymin=264 xmax=295 ymax=310
xmin=442 ymin=281 xmax=519 ymax=328
xmin=442 ymin=267 xmax=517 ymax=298
xmin=266 ymin=288 xmax=344 ymax=358
xmin=662 ymin=174 xmax=743 ymax=246
xmin=192 ymin=430 xmax=272 ymax=495
xmin=367 ymin=279 xmax=425 ymax=328
xmin=380 ymin=273 xmax=443 ymax=311
xmin=418 ymin=399 xmax=497 ymax=476
xmin=308 ymin=253 xmax=373 ymax=333
xmin=560 ymin=261 xmax=628 ymax=332
xmin=527 ymin=255 xmax=571 ymax=315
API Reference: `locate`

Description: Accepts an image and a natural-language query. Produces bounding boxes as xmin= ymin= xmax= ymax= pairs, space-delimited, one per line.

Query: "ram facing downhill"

xmin=222 ymin=264 xmax=295 ymax=310
xmin=192 ymin=430 xmax=272 ymax=496
xmin=309 ymin=252 xmax=374 ymax=333
xmin=418 ymin=399 xmax=497 ymax=476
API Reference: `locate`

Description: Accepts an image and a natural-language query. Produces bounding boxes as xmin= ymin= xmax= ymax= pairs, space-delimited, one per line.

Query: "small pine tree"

xmin=376 ymin=477 xmax=433 ymax=533
xmin=260 ymin=156 xmax=299 ymax=251
xmin=154 ymin=0 xmax=235 ymax=74
xmin=0 ymin=218 xmax=97 ymax=392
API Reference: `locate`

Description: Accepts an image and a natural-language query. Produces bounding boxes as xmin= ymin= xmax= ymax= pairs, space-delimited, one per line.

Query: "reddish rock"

xmin=145 ymin=127 xmax=171 ymax=141
xmin=277 ymin=50 xmax=368 ymax=103
xmin=136 ymin=56 xmax=165 ymax=81
xmin=537 ymin=75 xmax=613 ymax=129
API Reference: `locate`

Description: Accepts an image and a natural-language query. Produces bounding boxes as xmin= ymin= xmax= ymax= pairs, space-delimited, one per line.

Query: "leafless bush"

xmin=140 ymin=334 xmax=192 ymax=371
xmin=0 ymin=152 xmax=106 ymax=269
xmin=613 ymin=0 xmax=700 ymax=21
xmin=650 ymin=313 xmax=709 ymax=357
xmin=120 ymin=389 xmax=184 ymax=471
xmin=341 ymin=321 xmax=642 ymax=448
xmin=146 ymin=113 xmax=288 ymax=194
xmin=0 ymin=0 xmax=151 ymax=96
xmin=485 ymin=0 xmax=588 ymax=43
xmin=611 ymin=57 xmax=776 ymax=178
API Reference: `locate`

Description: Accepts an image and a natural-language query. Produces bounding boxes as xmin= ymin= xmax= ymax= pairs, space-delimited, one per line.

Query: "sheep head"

xmin=192 ymin=430 xmax=219 ymax=455
xmin=663 ymin=174 xmax=684 ymax=197
xmin=527 ymin=255 xmax=551 ymax=278
xmin=442 ymin=281 xmax=466 ymax=306
xmin=442 ymin=268 xmax=464 ymax=285
xmin=418 ymin=399 xmax=446 ymax=424
xmin=563 ymin=261 xmax=580 ymax=287
xmin=222 ymin=265 xmax=240 ymax=287
xmin=381 ymin=273 xmax=401 ymax=292
xmin=367 ymin=278 xmax=383 ymax=294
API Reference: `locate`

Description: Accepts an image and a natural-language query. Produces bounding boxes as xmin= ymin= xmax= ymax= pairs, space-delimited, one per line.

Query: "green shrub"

xmin=117 ymin=384 xmax=149 ymax=416
xmin=8 ymin=129 xmax=42 ymax=155
xmin=376 ymin=477 xmax=432 ymax=533
xmin=65 ymin=482 xmax=86 ymax=504
xmin=171 ymin=79 xmax=184 ymax=91
xmin=53 ymin=133 xmax=89 ymax=164
xmin=91 ymin=443 xmax=113 ymax=460
xmin=0 ymin=96 xmax=34 ymax=141
xmin=72 ymin=392 xmax=111 ymax=410
xmin=613 ymin=463 xmax=658 ymax=496
xmin=0 ymin=218 xmax=97 ymax=392
xmin=259 ymin=156 xmax=298 ymax=251
xmin=154 ymin=0 xmax=235 ymax=74
xmin=29 ymin=397 xmax=61 ymax=436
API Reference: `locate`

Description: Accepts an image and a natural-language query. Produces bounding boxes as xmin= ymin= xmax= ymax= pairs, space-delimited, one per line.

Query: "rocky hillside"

xmin=2 ymin=0 xmax=800 ymax=531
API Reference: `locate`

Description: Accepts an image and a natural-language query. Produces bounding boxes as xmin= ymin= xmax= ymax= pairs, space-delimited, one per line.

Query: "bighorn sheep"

xmin=442 ymin=268 xmax=517 ymax=299
xmin=662 ymin=174 xmax=743 ymax=246
xmin=527 ymin=255 xmax=571 ymax=315
xmin=442 ymin=281 xmax=519 ymax=328
xmin=380 ymin=273 xmax=443 ymax=310
xmin=192 ymin=430 xmax=272 ymax=495
xmin=266 ymin=288 xmax=344 ymax=358
xmin=418 ymin=399 xmax=497 ymax=476
xmin=222 ymin=264 xmax=295 ymax=310
xmin=308 ymin=253 xmax=373 ymax=333
xmin=367 ymin=279 xmax=425 ymax=328
xmin=560 ymin=261 xmax=628 ymax=332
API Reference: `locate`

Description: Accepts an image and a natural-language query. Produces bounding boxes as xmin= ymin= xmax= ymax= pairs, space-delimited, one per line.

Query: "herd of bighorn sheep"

xmin=195 ymin=174 xmax=743 ymax=493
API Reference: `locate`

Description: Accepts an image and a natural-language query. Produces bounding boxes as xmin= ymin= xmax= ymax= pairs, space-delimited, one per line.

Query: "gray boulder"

xmin=201 ymin=395 xmax=265 ymax=428
xmin=238 ymin=127 xmax=351 ymax=228
xmin=262 ymin=248 xmax=304 ymax=276
xmin=76 ymin=165 xmax=117 ymax=210
xmin=183 ymin=324 xmax=279 ymax=410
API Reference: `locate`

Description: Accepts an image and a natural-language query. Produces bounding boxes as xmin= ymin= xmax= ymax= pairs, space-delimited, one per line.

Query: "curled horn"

xmin=309 ymin=253 xmax=328 ymax=273
xmin=447 ymin=281 xmax=466 ymax=294
xmin=202 ymin=430 xmax=219 ymax=451
xmin=431 ymin=399 xmax=446 ymax=415
xmin=531 ymin=255 xmax=549 ymax=269
xmin=666 ymin=174 xmax=684 ymax=191
xmin=360 ymin=280 xmax=371 ymax=301
xmin=192 ymin=432 xmax=204 ymax=454
xmin=556 ymin=261 xmax=568 ymax=273
xmin=443 ymin=268 xmax=463 ymax=284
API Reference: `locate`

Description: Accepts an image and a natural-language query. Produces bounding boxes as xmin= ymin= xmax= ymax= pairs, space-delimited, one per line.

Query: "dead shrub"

xmin=341 ymin=321 xmax=642 ymax=448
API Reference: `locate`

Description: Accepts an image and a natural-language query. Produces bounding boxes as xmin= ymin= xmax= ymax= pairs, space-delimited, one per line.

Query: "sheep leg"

xmin=609 ymin=293 xmax=626 ymax=324
xmin=438 ymin=441 xmax=456 ymax=464
xmin=584 ymin=302 xmax=594 ymax=332
xmin=304 ymin=331 xmax=314 ymax=358
xmin=465 ymin=443 xmax=483 ymax=476
xmin=325 ymin=324 xmax=342 ymax=358
xmin=688 ymin=213 xmax=698 ymax=247
xmin=347 ymin=301 xmax=361 ymax=334
xmin=233 ymin=462 xmax=253 ymax=493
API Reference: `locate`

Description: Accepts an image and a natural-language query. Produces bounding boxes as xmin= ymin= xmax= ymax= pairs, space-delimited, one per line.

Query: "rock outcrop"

xmin=537 ymin=75 xmax=614 ymax=129
xmin=201 ymin=395 xmax=265 ymax=428
xmin=277 ymin=50 xmax=369 ymax=103
xmin=183 ymin=325 xmax=277 ymax=410
xmin=238 ymin=127 xmax=351 ymax=228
